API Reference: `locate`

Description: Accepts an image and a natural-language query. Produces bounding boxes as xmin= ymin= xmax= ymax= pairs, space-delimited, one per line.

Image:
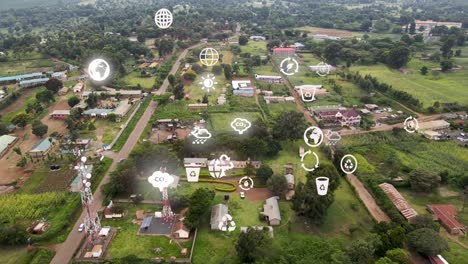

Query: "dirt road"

xmin=346 ymin=174 xmax=390 ymax=223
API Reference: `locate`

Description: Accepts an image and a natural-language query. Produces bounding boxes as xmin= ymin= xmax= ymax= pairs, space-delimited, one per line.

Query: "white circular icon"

xmin=219 ymin=214 xmax=236 ymax=232
xmin=300 ymin=150 xmax=320 ymax=172
xmin=88 ymin=59 xmax=110 ymax=82
xmin=340 ymin=154 xmax=358 ymax=175
xmin=315 ymin=62 xmax=331 ymax=77
xmin=280 ymin=57 xmax=299 ymax=76
xmin=303 ymin=126 xmax=324 ymax=147
xmin=199 ymin=48 xmax=219 ymax=66
xmin=239 ymin=176 xmax=254 ymax=191
xmin=231 ymin=118 xmax=251 ymax=135
xmin=404 ymin=116 xmax=419 ymax=133
xmin=154 ymin=8 xmax=173 ymax=29
xmin=199 ymin=74 xmax=217 ymax=92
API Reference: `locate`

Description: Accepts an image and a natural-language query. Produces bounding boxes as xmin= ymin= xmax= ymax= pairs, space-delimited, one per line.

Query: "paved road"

xmin=50 ymin=44 xmax=200 ymax=264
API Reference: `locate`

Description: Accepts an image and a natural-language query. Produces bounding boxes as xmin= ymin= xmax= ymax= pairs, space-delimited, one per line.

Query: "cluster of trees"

xmin=103 ymin=143 xmax=179 ymax=200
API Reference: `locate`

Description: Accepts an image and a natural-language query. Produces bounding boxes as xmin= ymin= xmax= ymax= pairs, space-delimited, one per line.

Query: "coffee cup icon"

xmin=316 ymin=177 xmax=329 ymax=196
xmin=300 ymin=87 xmax=316 ymax=102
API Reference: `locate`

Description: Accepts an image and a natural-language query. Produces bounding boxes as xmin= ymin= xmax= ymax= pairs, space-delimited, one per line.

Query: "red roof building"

xmin=427 ymin=204 xmax=466 ymax=235
xmin=272 ymin=47 xmax=296 ymax=57
xmin=379 ymin=183 xmax=418 ymax=222
xmin=315 ymin=108 xmax=361 ymax=127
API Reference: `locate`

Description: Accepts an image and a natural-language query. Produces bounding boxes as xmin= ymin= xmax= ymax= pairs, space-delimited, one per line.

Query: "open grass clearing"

xmin=121 ymin=71 xmax=155 ymax=89
xmin=208 ymin=112 xmax=263 ymax=133
xmin=240 ymin=40 xmax=268 ymax=55
xmin=351 ymin=61 xmax=468 ymax=107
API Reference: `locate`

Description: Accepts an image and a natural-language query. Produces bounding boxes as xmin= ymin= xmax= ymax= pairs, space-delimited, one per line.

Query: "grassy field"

xmin=184 ymin=73 xmax=226 ymax=105
xmin=0 ymin=247 xmax=55 ymax=264
xmin=351 ymin=60 xmax=468 ymax=107
xmin=208 ymin=112 xmax=263 ymax=133
xmin=18 ymin=160 xmax=75 ymax=194
xmin=102 ymin=204 xmax=187 ymax=260
xmin=121 ymin=71 xmax=155 ymax=89
xmin=0 ymin=53 xmax=55 ymax=75
xmin=241 ymin=40 xmax=268 ymax=55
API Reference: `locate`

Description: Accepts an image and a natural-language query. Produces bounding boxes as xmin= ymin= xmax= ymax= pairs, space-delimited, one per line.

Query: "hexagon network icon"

xmin=148 ymin=170 xmax=175 ymax=192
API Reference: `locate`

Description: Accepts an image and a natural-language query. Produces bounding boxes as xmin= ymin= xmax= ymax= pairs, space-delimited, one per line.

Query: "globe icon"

xmin=88 ymin=59 xmax=110 ymax=82
xmin=199 ymin=48 xmax=219 ymax=66
xmin=154 ymin=8 xmax=173 ymax=29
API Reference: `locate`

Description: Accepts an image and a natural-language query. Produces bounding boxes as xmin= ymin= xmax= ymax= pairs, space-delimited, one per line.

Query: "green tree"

xmin=45 ymin=78 xmax=63 ymax=93
xmin=410 ymin=214 xmax=440 ymax=231
xmin=157 ymin=38 xmax=174 ymax=57
xmin=244 ymin=162 xmax=255 ymax=176
xmin=12 ymin=113 xmax=30 ymax=128
xmin=256 ymin=164 xmax=273 ymax=184
xmin=385 ymin=248 xmax=411 ymax=264
xmin=0 ymin=123 xmax=8 ymax=135
xmin=67 ymin=96 xmax=80 ymax=107
xmin=36 ymin=90 xmax=55 ymax=104
xmin=409 ymin=22 xmax=416 ymax=35
xmin=31 ymin=120 xmax=48 ymax=138
xmin=420 ymin=66 xmax=428 ymax=75
xmin=409 ymin=168 xmax=440 ymax=192
xmin=291 ymin=163 xmax=340 ymax=224
xmin=375 ymin=257 xmax=397 ymax=264
xmin=86 ymin=93 xmax=99 ymax=108
xmin=168 ymin=74 xmax=176 ymax=87
xmin=173 ymin=82 xmax=185 ymax=100
xmin=107 ymin=113 xmax=117 ymax=122
xmin=12 ymin=147 xmax=21 ymax=155
xmin=440 ymin=59 xmax=453 ymax=72
xmin=212 ymin=65 xmax=222 ymax=75
xmin=239 ymin=35 xmax=249 ymax=46
xmin=272 ymin=111 xmax=307 ymax=140
xmin=184 ymin=188 xmax=215 ymax=229
xmin=202 ymin=94 xmax=208 ymax=104
xmin=407 ymin=228 xmax=448 ymax=256
xmin=88 ymin=122 xmax=96 ymax=131
xmin=267 ymin=175 xmax=288 ymax=196
xmin=455 ymin=49 xmax=462 ymax=57
xmin=183 ymin=69 xmax=197 ymax=81
xmin=223 ymin=64 xmax=232 ymax=80
xmin=235 ymin=228 xmax=272 ymax=263
xmin=386 ymin=45 xmax=410 ymax=68
xmin=346 ymin=235 xmax=381 ymax=264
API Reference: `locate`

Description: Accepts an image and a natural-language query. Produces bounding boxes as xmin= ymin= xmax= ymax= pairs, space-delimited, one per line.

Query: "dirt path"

xmin=346 ymin=174 xmax=390 ymax=223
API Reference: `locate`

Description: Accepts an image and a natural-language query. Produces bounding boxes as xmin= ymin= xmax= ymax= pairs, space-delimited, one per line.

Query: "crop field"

xmin=18 ymin=160 xmax=75 ymax=194
xmin=351 ymin=60 xmax=468 ymax=107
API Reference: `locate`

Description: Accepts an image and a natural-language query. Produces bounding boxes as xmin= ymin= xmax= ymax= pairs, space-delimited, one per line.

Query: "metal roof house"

xmin=261 ymin=197 xmax=281 ymax=226
xmin=0 ymin=135 xmax=18 ymax=158
xmin=0 ymin=72 xmax=43 ymax=84
xmin=210 ymin=204 xmax=228 ymax=230
xmin=19 ymin=78 xmax=49 ymax=88
xmin=29 ymin=138 xmax=53 ymax=158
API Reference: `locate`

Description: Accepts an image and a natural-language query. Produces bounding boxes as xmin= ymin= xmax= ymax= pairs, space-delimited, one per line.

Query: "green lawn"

xmin=102 ymin=204 xmax=187 ymax=259
xmin=18 ymin=160 xmax=75 ymax=194
xmin=0 ymin=53 xmax=55 ymax=75
xmin=184 ymin=73 xmax=227 ymax=105
xmin=0 ymin=247 xmax=54 ymax=264
xmin=208 ymin=112 xmax=263 ymax=133
xmin=121 ymin=71 xmax=155 ymax=89
xmin=351 ymin=61 xmax=468 ymax=107
xmin=241 ymin=40 xmax=268 ymax=55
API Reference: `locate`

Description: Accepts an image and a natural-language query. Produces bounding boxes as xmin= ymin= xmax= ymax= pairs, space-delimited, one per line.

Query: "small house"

xmin=49 ymin=110 xmax=70 ymax=119
xmin=173 ymin=208 xmax=190 ymax=239
xmin=73 ymin=82 xmax=84 ymax=93
xmin=188 ymin=103 xmax=208 ymax=111
xmin=103 ymin=201 xmax=124 ymax=219
xmin=272 ymin=47 xmax=296 ymax=57
xmin=427 ymin=204 xmax=466 ymax=235
xmin=0 ymin=135 xmax=18 ymax=158
xmin=29 ymin=138 xmax=53 ymax=159
xmin=261 ymin=197 xmax=281 ymax=226
xmin=255 ymin=74 xmax=282 ymax=84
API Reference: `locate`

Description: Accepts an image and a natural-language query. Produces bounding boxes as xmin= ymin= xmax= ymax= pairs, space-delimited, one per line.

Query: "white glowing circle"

xmin=88 ymin=59 xmax=110 ymax=82
xmin=86 ymin=173 xmax=92 ymax=179
xmin=199 ymin=74 xmax=217 ymax=92
xmin=154 ymin=8 xmax=173 ymax=29
xmin=148 ymin=170 xmax=175 ymax=192
xmin=199 ymin=48 xmax=219 ymax=66
xmin=85 ymin=182 xmax=92 ymax=188
xmin=81 ymin=156 xmax=87 ymax=163
xmin=340 ymin=154 xmax=358 ymax=175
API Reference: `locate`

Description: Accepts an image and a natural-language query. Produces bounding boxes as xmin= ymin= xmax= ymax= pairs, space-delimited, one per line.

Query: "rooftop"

xmin=30 ymin=138 xmax=52 ymax=153
xmin=0 ymin=135 xmax=17 ymax=153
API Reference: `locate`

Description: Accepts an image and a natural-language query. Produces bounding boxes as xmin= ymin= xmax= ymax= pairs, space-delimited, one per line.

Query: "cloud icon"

xmin=148 ymin=170 xmax=175 ymax=192
xmin=231 ymin=118 xmax=251 ymax=135
xmin=191 ymin=126 xmax=212 ymax=139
